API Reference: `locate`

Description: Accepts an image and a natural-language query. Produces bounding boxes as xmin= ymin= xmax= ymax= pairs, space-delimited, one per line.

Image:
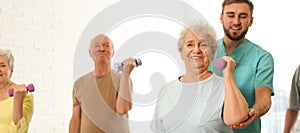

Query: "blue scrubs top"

xmin=209 ymin=38 xmax=274 ymax=133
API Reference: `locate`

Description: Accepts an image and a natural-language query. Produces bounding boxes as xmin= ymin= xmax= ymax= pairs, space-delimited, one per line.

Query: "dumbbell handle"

xmin=114 ymin=58 xmax=142 ymax=72
xmin=214 ymin=58 xmax=227 ymax=70
xmin=8 ymin=84 xmax=35 ymax=97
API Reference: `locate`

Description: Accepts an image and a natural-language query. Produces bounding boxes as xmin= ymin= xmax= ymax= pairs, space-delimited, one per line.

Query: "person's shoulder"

xmin=111 ymin=70 xmax=121 ymax=77
xmin=212 ymin=73 xmax=223 ymax=80
xmin=157 ymin=79 xmax=180 ymax=97
xmin=74 ymin=71 xmax=93 ymax=84
xmin=247 ymin=40 xmax=271 ymax=53
xmin=161 ymin=79 xmax=180 ymax=90
xmin=208 ymin=74 xmax=225 ymax=94
xmin=110 ymin=70 xmax=122 ymax=84
xmin=295 ymin=65 xmax=300 ymax=73
xmin=246 ymin=39 xmax=273 ymax=60
xmin=164 ymin=79 xmax=178 ymax=86
xmin=297 ymin=64 xmax=300 ymax=70
xmin=217 ymin=38 xmax=224 ymax=46
xmin=211 ymin=74 xmax=224 ymax=84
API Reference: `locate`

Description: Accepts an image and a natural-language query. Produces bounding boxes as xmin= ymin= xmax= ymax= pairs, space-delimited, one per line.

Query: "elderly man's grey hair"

xmin=178 ymin=20 xmax=218 ymax=60
xmin=0 ymin=48 xmax=15 ymax=69
xmin=89 ymin=34 xmax=114 ymax=51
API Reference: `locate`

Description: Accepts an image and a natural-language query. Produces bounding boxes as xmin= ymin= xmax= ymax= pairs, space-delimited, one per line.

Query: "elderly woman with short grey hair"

xmin=151 ymin=19 xmax=249 ymax=133
xmin=0 ymin=49 xmax=33 ymax=133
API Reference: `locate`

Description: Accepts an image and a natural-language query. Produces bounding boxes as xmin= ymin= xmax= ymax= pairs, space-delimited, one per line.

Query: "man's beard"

xmin=223 ymin=26 xmax=249 ymax=41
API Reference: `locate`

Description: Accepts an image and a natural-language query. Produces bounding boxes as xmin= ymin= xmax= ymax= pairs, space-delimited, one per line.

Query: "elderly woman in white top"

xmin=151 ymin=20 xmax=249 ymax=133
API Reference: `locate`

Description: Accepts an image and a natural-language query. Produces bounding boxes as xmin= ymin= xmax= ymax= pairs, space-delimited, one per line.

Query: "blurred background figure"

xmin=284 ymin=65 xmax=300 ymax=133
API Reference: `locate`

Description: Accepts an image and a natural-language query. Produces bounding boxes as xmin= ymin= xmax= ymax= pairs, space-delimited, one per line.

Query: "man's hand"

xmin=230 ymin=108 xmax=259 ymax=129
xmin=121 ymin=58 xmax=136 ymax=75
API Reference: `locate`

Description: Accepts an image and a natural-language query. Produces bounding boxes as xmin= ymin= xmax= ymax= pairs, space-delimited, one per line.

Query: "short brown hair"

xmin=221 ymin=0 xmax=254 ymax=15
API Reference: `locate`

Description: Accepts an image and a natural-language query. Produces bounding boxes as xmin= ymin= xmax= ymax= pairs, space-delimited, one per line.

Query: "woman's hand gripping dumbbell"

xmin=8 ymin=84 xmax=34 ymax=97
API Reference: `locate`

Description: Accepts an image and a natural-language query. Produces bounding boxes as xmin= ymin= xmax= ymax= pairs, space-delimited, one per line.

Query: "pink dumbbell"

xmin=8 ymin=84 xmax=35 ymax=97
xmin=214 ymin=58 xmax=227 ymax=70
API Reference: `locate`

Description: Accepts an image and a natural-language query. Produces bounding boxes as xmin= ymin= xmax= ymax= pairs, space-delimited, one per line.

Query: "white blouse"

xmin=151 ymin=74 xmax=232 ymax=133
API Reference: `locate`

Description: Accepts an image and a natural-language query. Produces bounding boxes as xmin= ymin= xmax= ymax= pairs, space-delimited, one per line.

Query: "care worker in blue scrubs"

xmin=209 ymin=0 xmax=274 ymax=133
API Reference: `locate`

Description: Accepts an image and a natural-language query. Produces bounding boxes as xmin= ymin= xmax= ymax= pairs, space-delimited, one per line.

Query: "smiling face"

xmin=221 ymin=3 xmax=253 ymax=41
xmin=0 ymin=56 xmax=13 ymax=84
xmin=180 ymin=31 xmax=211 ymax=71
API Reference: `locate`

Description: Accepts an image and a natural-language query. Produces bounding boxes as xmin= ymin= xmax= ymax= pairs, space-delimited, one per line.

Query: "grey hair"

xmin=89 ymin=34 xmax=114 ymax=51
xmin=178 ymin=20 xmax=218 ymax=60
xmin=0 ymin=48 xmax=15 ymax=69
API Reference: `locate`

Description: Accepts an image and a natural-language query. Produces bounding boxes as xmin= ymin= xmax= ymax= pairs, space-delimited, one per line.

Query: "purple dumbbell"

xmin=8 ymin=84 xmax=35 ymax=97
xmin=214 ymin=58 xmax=227 ymax=70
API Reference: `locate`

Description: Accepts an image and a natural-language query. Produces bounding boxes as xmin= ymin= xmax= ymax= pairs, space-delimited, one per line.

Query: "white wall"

xmin=0 ymin=0 xmax=117 ymax=132
xmin=1 ymin=0 xmax=300 ymax=132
